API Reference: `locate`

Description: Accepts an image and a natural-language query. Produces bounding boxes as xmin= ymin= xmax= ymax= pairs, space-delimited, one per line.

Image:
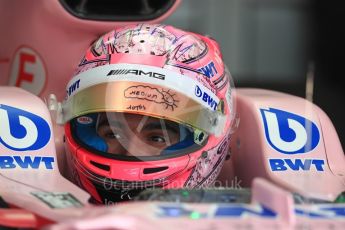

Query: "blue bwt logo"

xmin=195 ymin=85 xmax=218 ymax=111
xmin=0 ymin=104 xmax=51 ymax=151
xmin=198 ymin=61 xmax=218 ymax=78
xmin=260 ymin=108 xmax=320 ymax=154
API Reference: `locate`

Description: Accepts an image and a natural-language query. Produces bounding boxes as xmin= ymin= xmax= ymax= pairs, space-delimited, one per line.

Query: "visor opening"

xmin=90 ymin=160 xmax=110 ymax=171
xmin=143 ymin=166 xmax=169 ymax=174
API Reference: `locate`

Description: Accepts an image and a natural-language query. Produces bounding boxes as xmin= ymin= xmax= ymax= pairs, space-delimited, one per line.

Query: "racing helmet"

xmin=63 ymin=24 xmax=236 ymax=204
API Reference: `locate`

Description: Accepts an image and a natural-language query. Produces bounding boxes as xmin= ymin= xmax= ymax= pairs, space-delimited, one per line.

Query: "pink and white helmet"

xmin=63 ymin=24 xmax=236 ymax=204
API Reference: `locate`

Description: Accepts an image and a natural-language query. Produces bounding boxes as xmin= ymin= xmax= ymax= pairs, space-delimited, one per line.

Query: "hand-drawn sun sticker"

xmin=124 ymin=85 xmax=179 ymax=111
xmin=161 ymin=89 xmax=179 ymax=111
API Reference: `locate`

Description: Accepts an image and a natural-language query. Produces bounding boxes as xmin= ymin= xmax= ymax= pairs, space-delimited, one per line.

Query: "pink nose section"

xmin=0 ymin=0 xmax=182 ymax=101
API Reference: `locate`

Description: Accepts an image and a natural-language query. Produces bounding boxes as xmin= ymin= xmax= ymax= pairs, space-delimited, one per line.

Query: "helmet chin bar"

xmin=74 ymin=153 xmax=184 ymax=204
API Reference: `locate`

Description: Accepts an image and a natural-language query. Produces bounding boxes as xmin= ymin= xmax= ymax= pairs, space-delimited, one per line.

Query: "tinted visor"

xmin=71 ymin=112 xmax=208 ymax=159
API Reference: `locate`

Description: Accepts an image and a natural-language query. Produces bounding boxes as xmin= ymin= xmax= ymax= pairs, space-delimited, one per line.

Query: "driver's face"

xmin=96 ymin=113 xmax=180 ymax=156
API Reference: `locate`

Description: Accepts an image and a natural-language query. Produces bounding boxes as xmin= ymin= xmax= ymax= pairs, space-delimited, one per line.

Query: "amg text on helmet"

xmin=107 ymin=69 xmax=165 ymax=80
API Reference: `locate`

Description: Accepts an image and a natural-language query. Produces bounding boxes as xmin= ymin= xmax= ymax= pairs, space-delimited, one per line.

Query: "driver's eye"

xmin=149 ymin=135 xmax=166 ymax=143
xmin=104 ymin=131 xmax=120 ymax=139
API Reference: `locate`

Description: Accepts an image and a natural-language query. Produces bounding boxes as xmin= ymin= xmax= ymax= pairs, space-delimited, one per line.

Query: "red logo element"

xmin=16 ymin=52 xmax=36 ymax=86
xmin=9 ymin=46 xmax=47 ymax=96
xmin=77 ymin=116 xmax=93 ymax=125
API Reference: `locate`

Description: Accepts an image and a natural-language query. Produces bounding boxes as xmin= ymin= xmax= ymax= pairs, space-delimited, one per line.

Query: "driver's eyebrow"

xmin=97 ymin=119 xmax=124 ymax=129
xmin=142 ymin=122 xmax=179 ymax=134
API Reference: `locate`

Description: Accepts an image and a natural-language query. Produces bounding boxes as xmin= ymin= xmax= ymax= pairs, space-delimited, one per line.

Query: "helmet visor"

xmin=63 ymin=82 xmax=226 ymax=135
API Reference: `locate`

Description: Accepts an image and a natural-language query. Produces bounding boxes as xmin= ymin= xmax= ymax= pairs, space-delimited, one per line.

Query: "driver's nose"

xmin=105 ymin=135 xmax=162 ymax=156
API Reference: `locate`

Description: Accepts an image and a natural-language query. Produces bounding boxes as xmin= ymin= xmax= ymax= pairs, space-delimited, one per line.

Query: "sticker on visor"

xmin=77 ymin=116 xmax=94 ymax=124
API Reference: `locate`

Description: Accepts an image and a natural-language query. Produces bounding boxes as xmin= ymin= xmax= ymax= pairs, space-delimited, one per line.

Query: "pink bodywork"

xmin=218 ymin=89 xmax=345 ymax=201
xmin=0 ymin=0 xmax=181 ymax=101
xmin=0 ymin=87 xmax=345 ymax=229
xmin=1 ymin=0 xmax=345 ymax=228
